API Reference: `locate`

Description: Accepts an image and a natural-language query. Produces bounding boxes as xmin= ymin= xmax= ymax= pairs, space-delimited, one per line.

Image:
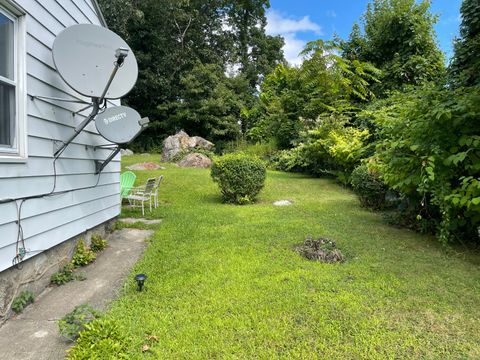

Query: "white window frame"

xmin=0 ymin=1 xmax=26 ymax=163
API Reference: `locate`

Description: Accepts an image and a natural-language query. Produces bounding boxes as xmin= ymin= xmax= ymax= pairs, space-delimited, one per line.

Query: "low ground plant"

xmin=11 ymin=290 xmax=35 ymax=314
xmin=51 ymin=263 xmax=75 ymax=285
xmin=90 ymin=234 xmax=107 ymax=253
xmin=71 ymin=240 xmax=96 ymax=267
xmin=58 ymin=304 xmax=101 ymax=341
xmin=66 ymin=318 xmax=128 ymax=359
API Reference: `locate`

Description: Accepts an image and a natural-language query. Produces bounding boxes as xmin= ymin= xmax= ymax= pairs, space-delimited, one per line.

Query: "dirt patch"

xmin=126 ymin=162 xmax=165 ymax=171
xmin=295 ymin=237 xmax=345 ymax=263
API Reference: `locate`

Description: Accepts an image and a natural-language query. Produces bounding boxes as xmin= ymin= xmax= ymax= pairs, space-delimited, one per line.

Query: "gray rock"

xmin=161 ymin=131 xmax=214 ymax=162
xmin=273 ymin=200 xmax=293 ymax=206
xmin=121 ymin=149 xmax=134 ymax=156
xmin=178 ymin=153 xmax=212 ymax=168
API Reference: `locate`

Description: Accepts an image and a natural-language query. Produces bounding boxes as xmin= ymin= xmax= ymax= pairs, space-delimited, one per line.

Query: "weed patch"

xmin=295 ymin=237 xmax=345 ymax=263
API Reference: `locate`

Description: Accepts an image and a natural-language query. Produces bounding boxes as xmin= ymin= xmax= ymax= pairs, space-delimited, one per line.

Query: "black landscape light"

xmin=135 ymin=273 xmax=147 ymax=291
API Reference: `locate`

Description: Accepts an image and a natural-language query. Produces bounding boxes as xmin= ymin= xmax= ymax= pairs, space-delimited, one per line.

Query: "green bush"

xmin=350 ymin=164 xmax=389 ymax=209
xmin=51 ymin=263 xmax=75 ymax=285
xmin=11 ymin=290 xmax=35 ymax=314
xmin=372 ymin=87 xmax=480 ymax=243
xmin=72 ymin=240 xmax=96 ymax=268
xmin=270 ymin=147 xmax=305 ymax=173
xmin=58 ymin=304 xmax=101 ymax=341
xmin=90 ymin=234 xmax=107 ymax=253
xmin=221 ymin=140 xmax=278 ymax=161
xmin=66 ymin=318 xmax=129 ymax=359
xmin=211 ymin=153 xmax=267 ymax=204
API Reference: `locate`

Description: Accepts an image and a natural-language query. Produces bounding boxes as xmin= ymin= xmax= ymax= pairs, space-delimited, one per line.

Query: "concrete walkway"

xmin=0 ymin=228 xmax=153 ymax=360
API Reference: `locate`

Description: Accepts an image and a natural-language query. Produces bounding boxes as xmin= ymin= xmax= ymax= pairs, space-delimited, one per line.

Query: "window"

xmin=0 ymin=2 xmax=26 ymax=161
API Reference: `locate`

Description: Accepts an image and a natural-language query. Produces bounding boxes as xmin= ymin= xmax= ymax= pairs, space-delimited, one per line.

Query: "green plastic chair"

xmin=120 ymin=171 xmax=136 ymax=199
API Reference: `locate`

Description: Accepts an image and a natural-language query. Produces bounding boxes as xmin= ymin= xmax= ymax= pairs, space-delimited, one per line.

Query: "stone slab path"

xmin=0 ymin=228 xmax=153 ymax=360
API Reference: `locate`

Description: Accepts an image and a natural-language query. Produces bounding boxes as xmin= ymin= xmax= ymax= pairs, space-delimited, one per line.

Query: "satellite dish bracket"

xmin=94 ymin=146 xmax=121 ymax=174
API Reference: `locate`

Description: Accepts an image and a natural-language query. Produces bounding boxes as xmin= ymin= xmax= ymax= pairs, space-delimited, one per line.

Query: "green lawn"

xmin=73 ymin=154 xmax=480 ymax=359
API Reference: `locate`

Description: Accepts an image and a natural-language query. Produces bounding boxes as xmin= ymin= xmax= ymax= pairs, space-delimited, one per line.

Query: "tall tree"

xmin=97 ymin=0 xmax=283 ymax=149
xmin=449 ymin=0 xmax=480 ymax=87
xmin=225 ymin=0 xmax=284 ymax=94
xmin=342 ymin=0 xmax=445 ymax=95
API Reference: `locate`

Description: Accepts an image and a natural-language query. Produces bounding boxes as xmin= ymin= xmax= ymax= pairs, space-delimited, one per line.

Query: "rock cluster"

xmin=161 ymin=131 xmax=214 ymax=162
xmin=178 ymin=153 xmax=212 ymax=168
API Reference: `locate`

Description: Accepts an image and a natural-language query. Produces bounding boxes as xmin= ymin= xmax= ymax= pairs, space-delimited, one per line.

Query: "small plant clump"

xmin=51 ymin=263 xmax=75 ymax=285
xmin=11 ymin=290 xmax=35 ymax=314
xmin=295 ymin=236 xmax=345 ymax=263
xmin=90 ymin=234 xmax=108 ymax=253
xmin=66 ymin=318 xmax=128 ymax=359
xmin=71 ymin=239 xmax=96 ymax=268
xmin=58 ymin=304 xmax=101 ymax=341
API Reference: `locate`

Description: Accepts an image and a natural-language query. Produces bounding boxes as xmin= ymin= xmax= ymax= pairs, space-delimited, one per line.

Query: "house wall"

xmin=0 ymin=1 xmax=121 ymax=276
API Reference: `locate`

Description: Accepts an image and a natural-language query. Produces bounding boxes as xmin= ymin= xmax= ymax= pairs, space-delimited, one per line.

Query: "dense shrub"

xmin=372 ymin=87 xmax=480 ymax=243
xmin=270 ymin=147 xmax=305 ymax=173
xmin=66 ymin=318 xmax=128 ymax=359
xmin=271 ymin=113 xmax=369 ymax=185
xmin=211 ymin=153 xmax=267 ymax=204
xmin=350 ymin=164 xmax=389 ymax=209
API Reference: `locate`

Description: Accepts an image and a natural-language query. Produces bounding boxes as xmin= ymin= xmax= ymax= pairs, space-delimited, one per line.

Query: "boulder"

xmin=162 ymin=131 xmax=214 ymax=161
xmin=121 ymin=149 xmax=134 ymax=156
xmin=178 ymin=153 xmax=212 ymax=168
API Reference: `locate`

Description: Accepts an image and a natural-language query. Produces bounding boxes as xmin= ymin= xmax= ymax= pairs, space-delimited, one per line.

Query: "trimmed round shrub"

xmin=350 ymin=164 xmax=389 ymax=209
xmin=211 ymin=153 xmax=266 ymax=204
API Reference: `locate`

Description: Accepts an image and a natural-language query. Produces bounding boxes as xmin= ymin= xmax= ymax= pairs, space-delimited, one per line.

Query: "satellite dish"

xmin=95 ymin=106 xmax=144 ymax=144
xmin=52 ymin=24 xmax=138 ymax=99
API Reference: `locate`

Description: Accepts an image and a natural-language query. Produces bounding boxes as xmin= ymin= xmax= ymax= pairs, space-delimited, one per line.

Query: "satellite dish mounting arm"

xmin=94 ymin=117 xmax=149 ymax=174
xmin=53 ymin=48 xmax=129 ymax=159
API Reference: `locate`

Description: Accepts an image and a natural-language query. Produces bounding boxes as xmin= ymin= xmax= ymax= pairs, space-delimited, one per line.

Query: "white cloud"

xmin=266 ymin=9 xmax=322 ymax=66
xmin=282 ymin=33 xmax=307 ymax=67
xmin=266 ymin=9 xmax=322 ymax=36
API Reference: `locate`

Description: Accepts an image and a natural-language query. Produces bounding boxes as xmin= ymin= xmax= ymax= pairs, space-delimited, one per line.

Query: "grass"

xmin=71 ymin=154 xmax=480 ymax=359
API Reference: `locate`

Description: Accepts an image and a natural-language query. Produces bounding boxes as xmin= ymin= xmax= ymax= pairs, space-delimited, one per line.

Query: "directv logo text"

xmin=103 ymin=112 xmax=127 ymax=125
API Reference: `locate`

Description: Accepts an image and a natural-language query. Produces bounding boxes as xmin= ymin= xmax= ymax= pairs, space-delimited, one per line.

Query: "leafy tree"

xmin=224 ymin=0 xmax=285 ymax=92
xmin=249 ymin=41 xmax=380 ymax=148
xmin=97 ymin=0 xmax=283 ymax=149
xmin=164 ymin=62 xmax=243 ymax=143
xmin=342 ymin=0 xmax=445 ymax=95
xmin=371 ymin=87 xmax=480 ymax=243
xmin=449 ymin=0 xmax=480 ymax=87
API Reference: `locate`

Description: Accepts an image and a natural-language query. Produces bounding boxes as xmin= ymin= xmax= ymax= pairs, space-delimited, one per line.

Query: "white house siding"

xmin=0 ymin=0 xmax=122 ymax=272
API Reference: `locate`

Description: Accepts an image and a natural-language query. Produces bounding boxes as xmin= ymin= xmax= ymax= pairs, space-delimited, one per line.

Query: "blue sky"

xmin=266 ymin=0 xmax=462 ymax=65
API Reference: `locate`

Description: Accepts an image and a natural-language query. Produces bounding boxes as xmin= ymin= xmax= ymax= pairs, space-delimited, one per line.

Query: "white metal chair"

xmin=152 ymin=175 xmax=164 ymax=208
xmin=126 ymin=178 xmax=156 ymax=216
